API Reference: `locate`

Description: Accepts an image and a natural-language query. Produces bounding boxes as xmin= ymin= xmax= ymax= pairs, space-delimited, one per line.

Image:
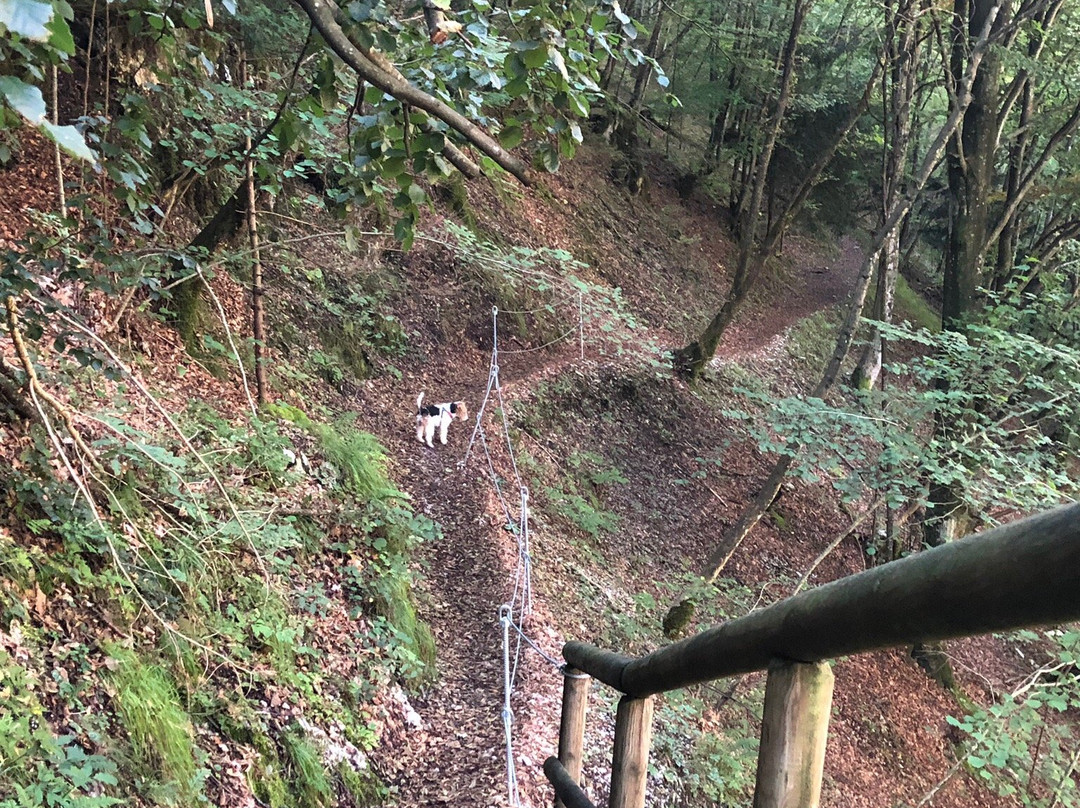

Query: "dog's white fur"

xmin=415 ymin=392 xmax=468 ymax=448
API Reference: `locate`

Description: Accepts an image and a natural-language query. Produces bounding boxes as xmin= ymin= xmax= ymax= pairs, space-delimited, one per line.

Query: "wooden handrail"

xmin=565 ymin=501 xmax=1080 ymax=697
xmin=543 ymin=757 xmax=597 ymax=808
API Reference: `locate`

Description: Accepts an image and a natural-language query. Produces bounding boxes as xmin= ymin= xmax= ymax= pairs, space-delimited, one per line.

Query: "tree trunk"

xmin=676 ymin=0 xmax=810 ymax=379
xmin=168 ymin=181 xmax=247 ymax=350
xmin=664 ymin=5 xmax=1002 ymax=630
xmin=245 ymin=138 xmax=268 ymax=408
xmin=928 ymin=0 xmax=1005 ymax=548
xmin=853 ymin=0 xmax=920 ymax=390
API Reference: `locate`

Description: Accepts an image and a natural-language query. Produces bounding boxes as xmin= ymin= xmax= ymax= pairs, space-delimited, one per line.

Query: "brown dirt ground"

xmin=346 ymin=143 xmax=1039 ymax=808
xmin=1 ymin=119 xmax=1051 ymax=808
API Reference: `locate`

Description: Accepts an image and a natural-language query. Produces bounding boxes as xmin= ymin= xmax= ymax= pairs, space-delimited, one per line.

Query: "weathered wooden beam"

xmin=555 ymin=667 xmax=590 ymax=808
xmin=562 ymin=642 xmax=630 ymax=691
xmin=752 ymin=660 xmax=834 ymax=808
xmin=566 ymin=502 xmax=1080 ymax=696
xmin=609 ymin=695 xmax=654 ymax=808
xmin=543 ymin=757 xmax=597 ymax=808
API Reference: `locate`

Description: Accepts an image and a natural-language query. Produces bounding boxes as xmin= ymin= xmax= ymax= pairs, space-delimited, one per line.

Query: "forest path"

xmin=373 ymin=234 xmax=865 ymax=807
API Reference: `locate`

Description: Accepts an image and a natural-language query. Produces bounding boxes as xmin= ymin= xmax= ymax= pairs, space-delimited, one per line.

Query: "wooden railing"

xmin=544 ymin=502 xmax=1080 ymax=808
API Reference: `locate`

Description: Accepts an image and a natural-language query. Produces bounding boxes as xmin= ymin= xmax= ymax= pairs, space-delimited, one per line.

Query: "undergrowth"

xmin=0 ymin=370 xmax=437 ymax=806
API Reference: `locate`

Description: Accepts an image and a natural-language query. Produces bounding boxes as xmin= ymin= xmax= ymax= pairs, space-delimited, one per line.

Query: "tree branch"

xmin=295 ymin=0 xmax=531 ymax=184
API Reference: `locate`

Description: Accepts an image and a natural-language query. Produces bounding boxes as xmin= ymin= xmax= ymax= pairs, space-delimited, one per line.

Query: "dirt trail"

xmin=717 ymin=234 xmax=865 ymax=362
xmin=378 ymin=356 xmax=571 ymax=808
xmin=372 ymin=231 xmax=867 ymax=807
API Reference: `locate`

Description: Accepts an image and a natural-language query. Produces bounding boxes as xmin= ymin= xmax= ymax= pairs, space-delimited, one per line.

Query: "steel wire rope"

xmin=462 ymin=305 xmax=580 ymax=807
xmin=492 ymin=291 xmax=579 ymax=316
xmin=498 ymin=323 xmax=580 ymax=354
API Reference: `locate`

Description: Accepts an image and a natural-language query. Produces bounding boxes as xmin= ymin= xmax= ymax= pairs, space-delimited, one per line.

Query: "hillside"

xmin=0 ymin=127 xmax=1052 ymax=808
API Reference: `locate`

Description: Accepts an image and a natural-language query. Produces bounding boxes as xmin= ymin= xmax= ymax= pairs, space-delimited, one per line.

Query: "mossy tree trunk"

xmin=168 ymin=181 xmax=247 ymax=351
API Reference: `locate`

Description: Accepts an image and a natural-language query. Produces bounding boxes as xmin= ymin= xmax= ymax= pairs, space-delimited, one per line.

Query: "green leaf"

xmin=498 ymin=125 xmax=523 ymax=149
xmin=505 ymin=76 xmax=529 ymax=98
xmin=549 ymin=48 xmax=569 ymax=81
xmin=567 ymin=92 xmax=589 ymax=118
xmin=0 ymin=76 xmax=46 ymax=122
xmin=538 ymin=144 xmax=559 ymax=172
xmin=406 ymin=182 xmax=425 ymax=205
xmin=521 ymin=46 xmax=549 ymax=70
xmin=0 ymin=0 xmax=54 ymax=40
xmin=42 ymin=122 xmax=95 ymax=161
xmin=46 ymin=13 xmax=75 ymax=54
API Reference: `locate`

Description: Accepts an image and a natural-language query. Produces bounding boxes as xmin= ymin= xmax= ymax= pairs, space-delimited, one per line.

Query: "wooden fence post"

xmin=609 ymin=695 xmax=655 ymax=808
xmin=556 ymin=667 xmax=590 ymax=808
xmin=752 ymin=659 xmax=834 ymax=808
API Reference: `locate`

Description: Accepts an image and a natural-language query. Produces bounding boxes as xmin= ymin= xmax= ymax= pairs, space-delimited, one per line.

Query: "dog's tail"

xmin=416 ymin=392 xmax=425 ymax=413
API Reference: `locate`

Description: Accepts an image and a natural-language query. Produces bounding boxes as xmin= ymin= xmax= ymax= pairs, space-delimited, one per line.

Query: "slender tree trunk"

xmin=245 ymin=144 xmax=268 ymax=407
xmin=675 ymin=0 xmax=811 ymax=378
xmin=627 ymin=2 xmax=665 ymax=113
xmin=664 ymin=4 xmax=1002 ymax=631
xmin=993 ymin=76 xmax=1032 ymax=290
xmin=242 ymin=57 xmax=268 ymax=407
xmin=853 ymin=0 xmax=921 ymax=389
xmin=678 ymin=1 xmax=885 ymax=380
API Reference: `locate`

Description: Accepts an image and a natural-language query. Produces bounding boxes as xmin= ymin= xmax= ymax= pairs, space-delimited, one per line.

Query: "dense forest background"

xmin=0 ymin=0 xmax=1078 ymax=806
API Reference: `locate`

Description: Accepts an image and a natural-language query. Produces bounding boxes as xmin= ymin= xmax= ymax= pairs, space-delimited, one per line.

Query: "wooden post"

xmin=555 ymin=667 xmax=589 ymax=808
xmin=609 ymin=695 xmax=654 ymax=808
xmin=752 ymin=659 xmax=834 ymax=808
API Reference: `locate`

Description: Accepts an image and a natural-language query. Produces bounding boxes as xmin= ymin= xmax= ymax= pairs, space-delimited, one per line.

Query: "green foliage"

xmin=893 ymin=274 xmax=940 ymax=332
xmin=543 ymin=451 xmax=624 ymax=539
xmin=947 ymin=628 xmax=1080 ymax=807
xmin=0 ymin=648 xmax=122 ymax=808
xmin=281 ymin=727 xmax=332 ymax=808
xmin=725 ymin=280 xmax=1080 ymax=520
xmin=0 ymin=0 xmax=94 ymax=163
xmin=0 ymin=372 xmax=438 ymax=806
xmin=309 ymin=417 xmax=397 ymax=502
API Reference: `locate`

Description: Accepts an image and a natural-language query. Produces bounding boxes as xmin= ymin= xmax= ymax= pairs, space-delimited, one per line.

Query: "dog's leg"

xmin=439 ymin=413 xmax=450 ymax=445
xmin=416 ymin=415 xmax=426 ymax=443
xmin=425 ymin=416 xmax=437 ymax=448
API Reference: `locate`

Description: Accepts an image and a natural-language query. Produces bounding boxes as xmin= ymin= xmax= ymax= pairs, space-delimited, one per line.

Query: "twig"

xmin=102 ymin=282 xmax=141 ymax=335
xmin=6 ymin=297 xmax=105 ymax=475
xmin=51 ymin=65 xmax=65 ymax=214
xmin=792 ymin=498 xmax=923 ymax=594
xmin=1048 ymin=744 xmax=1080 ymax=808
xmin=914 ymin=757 xmax=964 ymax=807
xmin=7 ymin=300 xmax=253 ymax=674
xmin=194 ymin=265 xmax=257 ymax=415
xmin=41 ymin=301 xmax=270 ymax=584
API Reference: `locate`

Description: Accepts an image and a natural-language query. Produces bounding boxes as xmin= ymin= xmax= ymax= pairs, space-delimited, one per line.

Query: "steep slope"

xmin=0 ymin=129 xmax=1040 ymax=808
xmin=320 ymin=142 xmax=1028 ymax=808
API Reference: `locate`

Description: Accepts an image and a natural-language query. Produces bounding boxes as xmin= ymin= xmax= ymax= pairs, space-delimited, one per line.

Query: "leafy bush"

xmin=0 ymin=649 xmax=122 ymax=808
xmin=947 ymin=628 xmax=1080 ymax=807
xmin=725 ymin=280 xmax=1080 ymax=523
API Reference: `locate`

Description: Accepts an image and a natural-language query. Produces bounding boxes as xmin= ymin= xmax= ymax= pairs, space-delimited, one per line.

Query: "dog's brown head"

xmin=454 ymin=401 xmax=469 ymax=421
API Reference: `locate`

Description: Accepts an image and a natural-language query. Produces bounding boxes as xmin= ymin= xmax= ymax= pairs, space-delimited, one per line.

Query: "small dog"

xmin=415 ymin=392 xmax=469 ymax=448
